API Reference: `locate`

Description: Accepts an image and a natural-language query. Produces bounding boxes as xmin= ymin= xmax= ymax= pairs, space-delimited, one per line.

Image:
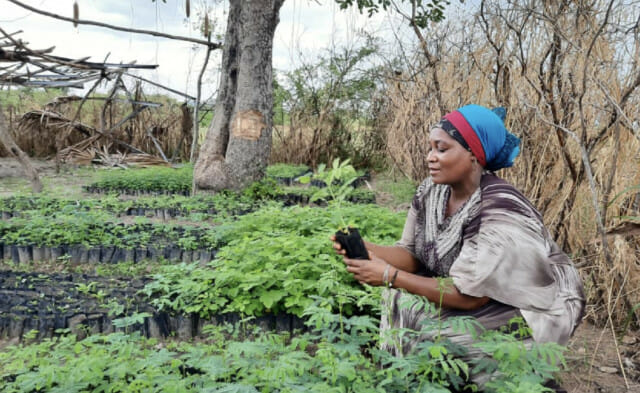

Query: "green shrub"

xmin=266 ymin=163 xmax=310 ymax=179
xmin=0 ymin=307 xmax=566 ymax=393
xmin=86 ymin=165 xmax=193 ymax=194
xmin=142 ymin=204 xmax=405 ymax=317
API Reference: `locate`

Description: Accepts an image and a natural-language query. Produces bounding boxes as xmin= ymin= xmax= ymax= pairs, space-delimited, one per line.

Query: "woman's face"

xmin=427 ymin=127 xmax=476 ymax=185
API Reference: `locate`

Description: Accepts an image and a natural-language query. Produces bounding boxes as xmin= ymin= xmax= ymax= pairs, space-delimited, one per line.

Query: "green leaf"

xmin=259 ymin=290 xmax=288 ymax=309
xmin=298 ymin=175 xmax=311 ymax=184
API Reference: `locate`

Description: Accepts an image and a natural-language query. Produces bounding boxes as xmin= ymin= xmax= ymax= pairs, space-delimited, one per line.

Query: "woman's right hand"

xmin=329 ymin=235 xmax=346 ymax=256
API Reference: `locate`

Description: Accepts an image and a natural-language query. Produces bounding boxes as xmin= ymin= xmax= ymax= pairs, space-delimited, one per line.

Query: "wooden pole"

xmin=190 ymin=35 xmax=213 ymax=164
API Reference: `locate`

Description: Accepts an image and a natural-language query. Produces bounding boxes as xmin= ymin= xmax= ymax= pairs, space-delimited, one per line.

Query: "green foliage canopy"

xmin=335 ymin=0 xmax=451 ymax=27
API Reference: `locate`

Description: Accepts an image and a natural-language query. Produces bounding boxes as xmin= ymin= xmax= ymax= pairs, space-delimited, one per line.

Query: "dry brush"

xmin=382 ymin=0 xmax=640 ymax=327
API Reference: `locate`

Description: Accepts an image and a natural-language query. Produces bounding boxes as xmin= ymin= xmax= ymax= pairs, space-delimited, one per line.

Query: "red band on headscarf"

xmin=443 ymin=111 xmax=486 ymax=166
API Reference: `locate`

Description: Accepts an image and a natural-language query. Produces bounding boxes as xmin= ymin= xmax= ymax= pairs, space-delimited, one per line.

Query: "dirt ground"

xmin=0 ymin=157 xmax=104 ymax=197
xmin=0 ymin=156 xmax=56 ymax=177
xmin=1 ymin=158 xmax=639 ymax=392
xmin=561 ymin=322 xmax=640 ymax=392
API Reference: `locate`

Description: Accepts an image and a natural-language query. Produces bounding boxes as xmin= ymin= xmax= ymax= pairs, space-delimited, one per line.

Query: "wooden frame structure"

xmin=0 ymin=27 xmax=193 ymax=185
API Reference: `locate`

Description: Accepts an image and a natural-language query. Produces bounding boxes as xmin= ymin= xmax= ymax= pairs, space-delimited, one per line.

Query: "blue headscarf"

xmin=447 ymin=104 xmax=520 ymax=171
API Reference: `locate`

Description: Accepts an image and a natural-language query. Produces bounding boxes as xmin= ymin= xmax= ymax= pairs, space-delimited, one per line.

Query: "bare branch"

xmin=124 ymin=72 xmax=196 ymax=101
xmin=594 ymin=78 xmax=640 ymax=144
xmin=526 ymin=103 xmax=612 ymax=266
xmin=602 ymin=120 xmax=621 ymax=225
xmin=146 ymin=127 xmax=169 ymax=163
xmin=7 ymin=0 xmax=222 ymax=50
xmin=577 ymin=0 xmax=616 ymax=145
xmin=191 ymin=36 xmax=214 ymax=163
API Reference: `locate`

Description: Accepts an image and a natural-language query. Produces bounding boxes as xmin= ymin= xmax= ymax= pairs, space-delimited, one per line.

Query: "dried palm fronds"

xmin=66 ymin=147 xmax=95 ymax=166
xmin=122 ymin=153 xmax=171 ymax=167
xmin=94 ymin=146 xmax=127 ymax=168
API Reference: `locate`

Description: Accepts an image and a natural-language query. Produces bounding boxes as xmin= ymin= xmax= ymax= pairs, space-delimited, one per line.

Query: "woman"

xmin=332 ymin=104 xmax=585 ymax=388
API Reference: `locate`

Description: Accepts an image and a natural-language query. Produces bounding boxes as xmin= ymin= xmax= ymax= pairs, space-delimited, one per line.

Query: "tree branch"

xmin=190 ymin=36 xmax=213 ymax=163
xmin=124 ymin=72 xmax=196 ymax=101
xmin=7 ymin=0 xmax=222 ymax=50
xmin=526 ymin=103 xmax=612 ymax=266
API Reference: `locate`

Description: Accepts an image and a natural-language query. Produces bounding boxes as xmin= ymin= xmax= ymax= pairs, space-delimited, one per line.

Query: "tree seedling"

xmin=301 ymin=158 xmax=369 ymax=259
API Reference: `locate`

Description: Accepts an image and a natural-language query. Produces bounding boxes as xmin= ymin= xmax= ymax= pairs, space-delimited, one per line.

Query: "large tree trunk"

xmin=194 ymin=0 xmax=284 ymax=191
xmin=0 ymin=104 xmax=43 ymax=193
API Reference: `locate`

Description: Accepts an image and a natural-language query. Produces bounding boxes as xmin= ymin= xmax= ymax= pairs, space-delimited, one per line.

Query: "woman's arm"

xmin=330 ymin=180 xmax=490 ymax=310
xmin=331 ymin=236 xmax=421 ymax=273
xmin=392 ymin=268 xmax=490 ymax=310
xmin=363 ymin=241 xmax=421 ymax=273
xmin=331 ymin=198 xmax=422 ymax=273
xmin=344 ymin=253 xmax=490 ymax=311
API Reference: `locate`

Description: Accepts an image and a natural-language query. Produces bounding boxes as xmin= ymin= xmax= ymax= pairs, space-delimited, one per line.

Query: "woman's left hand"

xmin=343 ymin=251 xmax=389 ymax=286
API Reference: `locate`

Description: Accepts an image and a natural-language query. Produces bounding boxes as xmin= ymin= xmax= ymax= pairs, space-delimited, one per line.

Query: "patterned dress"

xmin=380 ymin=173 xmax=585 ymax=385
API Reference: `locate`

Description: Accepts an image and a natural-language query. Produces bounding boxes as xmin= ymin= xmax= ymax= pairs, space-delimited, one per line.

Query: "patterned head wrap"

xmin=435 ymin=104 xmax=520 ymax=171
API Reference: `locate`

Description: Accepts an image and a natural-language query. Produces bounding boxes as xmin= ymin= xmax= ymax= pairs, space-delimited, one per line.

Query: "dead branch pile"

xmin=63 ymin=145 xmax=170 ymax=167
xmin=5 ymin=98 xmax=193 ymax=165
xmin=13 ymin=110 xmax=92 ymax=157
xmin=1 ymin=80 xmax=195 ymax=164
xmin=0 ymin=28 xmax=195 ymax=165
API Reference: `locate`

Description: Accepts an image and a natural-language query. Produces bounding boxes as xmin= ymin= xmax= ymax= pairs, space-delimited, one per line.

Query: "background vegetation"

xmin=272 ymin=1 xmax=640 ymax=330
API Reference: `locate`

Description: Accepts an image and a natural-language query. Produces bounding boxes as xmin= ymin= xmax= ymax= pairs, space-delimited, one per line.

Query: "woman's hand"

xmin=343 ymin=251 xmax=389 ymax=286
xmin=329 ymin=234 xmax=346 ymax=256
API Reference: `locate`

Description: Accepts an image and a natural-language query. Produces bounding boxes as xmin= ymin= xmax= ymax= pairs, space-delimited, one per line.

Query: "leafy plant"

xmin=266 ymin=163 xmax=310 ymax=179
xmin=302 ymin=159 xmax=370 ymax=259
xmin=143 ymin=204 xmax=405 ymax=318
xmin=0 ymin=303 xmax=566 ymax=393
xmin=112 ymin=312 xmax=153 ymax=332
xmin=85 ymin=165 xmax=193 ymax=195
xmin=336 ymin=0 xmax=450 ymax=26
xmin=301 ymin=158 xmax=359 ymax=229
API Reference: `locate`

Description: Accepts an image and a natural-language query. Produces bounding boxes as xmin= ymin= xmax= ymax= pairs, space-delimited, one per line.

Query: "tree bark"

xmin=194 ymin=0 xmax=284 ymax=191
xmin=0 ymin=104 xmax=43 ymax=193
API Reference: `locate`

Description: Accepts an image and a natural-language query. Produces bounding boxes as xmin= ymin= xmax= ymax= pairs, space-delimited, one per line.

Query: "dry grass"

xmin=381 ymin=2 xmax=640 ymax=327
xmin=270 ymin=117 xmax=382 ymax=170
xmin=1 ymin=86 xmax=193 ymax=163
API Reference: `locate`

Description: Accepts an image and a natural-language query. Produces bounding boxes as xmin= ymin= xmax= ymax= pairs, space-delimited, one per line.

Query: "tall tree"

xmin=194 ymin=0 xmax=285 ymax=191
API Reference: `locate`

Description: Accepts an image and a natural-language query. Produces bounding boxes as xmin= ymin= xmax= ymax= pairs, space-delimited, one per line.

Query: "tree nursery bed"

xmin=0 ymin=162 xmax=636 ymax=392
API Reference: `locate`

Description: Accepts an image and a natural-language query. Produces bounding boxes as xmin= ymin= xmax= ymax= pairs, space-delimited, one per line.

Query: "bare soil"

xmin=561 ymin=322 xmax=640 ymax=392
xmin=0 ymin=157 xmax=94 ymax=197
xmin=0 ymin=156 xmax=56 ymax=177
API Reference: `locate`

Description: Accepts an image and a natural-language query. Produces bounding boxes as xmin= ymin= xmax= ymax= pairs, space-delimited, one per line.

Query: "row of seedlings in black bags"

xmin=83 ymin=164 xmax=371 ymax=197
xmin=122 ymin=192 xmax=257 ymax=219
xmin=265 ymin=163 xmax=312 ymax=186
xmin=266 ymin=163 xmax=372 ymax=189
xmin=277 ymin=186 xmax=376 ymax=206
xmin=0 ymin=192 xmax=257 ymax=221
xmin=0 ymin=216 xmax=220 ymax=265
xmin=0 ymin=270 xmax=159 ymax=340
xmin=83 ymin=165 xmax=193 ymax=196
xmin=0 ymin=269 xmax=306 ymax=341
xmin=0 ymin=183 xmax=376 ymax=223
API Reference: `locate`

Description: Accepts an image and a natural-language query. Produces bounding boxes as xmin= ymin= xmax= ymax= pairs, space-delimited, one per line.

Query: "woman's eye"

xmin=427 ymin=146 xmax=446 ymax=153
